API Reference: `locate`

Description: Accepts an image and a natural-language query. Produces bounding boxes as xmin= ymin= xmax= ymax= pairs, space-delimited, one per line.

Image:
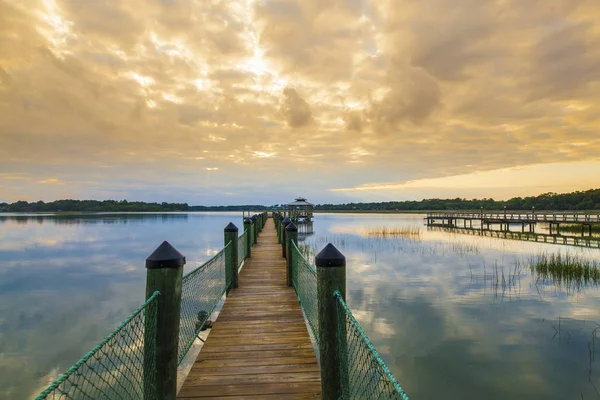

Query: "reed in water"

xmin=529 ymin=252 xmax=600 ymax=289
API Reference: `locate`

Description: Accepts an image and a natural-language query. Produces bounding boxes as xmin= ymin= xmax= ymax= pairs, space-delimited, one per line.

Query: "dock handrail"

xmin=283 ymin=212 xmax=409 ymax=400
xmin=35 ymin=213 xmax=268 ymax=400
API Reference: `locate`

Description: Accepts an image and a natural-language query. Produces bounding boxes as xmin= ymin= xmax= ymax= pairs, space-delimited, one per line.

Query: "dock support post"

xmin=224 ymin=223 xmax=239 ymax=290
xmin=244 ymin=218 xmax=252 ymax=258
xmin=316 ymin=243 xmax=347 ymax=400
xmin=145 ymin=241 xmax=185 ymax=400
xmin=285 ymin=222 xmax=298 ymax=287
xmin=251 ymin=215 xmax=258 ymax=244
xmin=281 ymin=217 xmax=292 ymax=258
xmin=277 ymin=214 xmax=283 ymax=243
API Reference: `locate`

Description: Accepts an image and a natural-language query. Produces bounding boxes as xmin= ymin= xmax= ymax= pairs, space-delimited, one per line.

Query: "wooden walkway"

xmin=177 ymin=218 xmax=322 ymax=399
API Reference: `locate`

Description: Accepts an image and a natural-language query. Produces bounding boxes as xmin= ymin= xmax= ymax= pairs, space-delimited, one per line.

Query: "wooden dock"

xmin=177 ymin=218 xmax=322 ymax=399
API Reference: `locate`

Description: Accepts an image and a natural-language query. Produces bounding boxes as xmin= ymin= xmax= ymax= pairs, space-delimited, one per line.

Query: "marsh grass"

xmin=529 ymin=252 xmax=600 ymax=290
xmin=297 ymin=242 xmax=316 ymax=261
xmin=366 ymin=226 xmax=421 ymax=238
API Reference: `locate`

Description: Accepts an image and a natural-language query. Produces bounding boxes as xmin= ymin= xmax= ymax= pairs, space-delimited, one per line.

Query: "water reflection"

xmin=0 ymin=212 xmax=242 ymax=399
xmin=429 ymin=225 xmax=600 ymax=249
xmin=0 ymin=213 xmax=190 ymax=225
xmin=304 ymin=214 xmax=600 ymax=399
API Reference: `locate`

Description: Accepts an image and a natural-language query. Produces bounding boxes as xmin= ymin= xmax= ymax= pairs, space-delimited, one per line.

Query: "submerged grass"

xmin=529 ymin=252 xmax=600 ymax=290
xmin=366 ymin=226 xmax=421 ymax=238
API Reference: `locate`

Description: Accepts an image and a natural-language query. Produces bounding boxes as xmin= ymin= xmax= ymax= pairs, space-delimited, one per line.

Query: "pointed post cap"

xmin=285 ymin=222 xmax=298 ymax=232
xmin=251 ymin=215 xmax=258 ymax=221
xmin=282 ymin=217 xmax=292 ymax=226
xmin=224 ymin=222 xmax=238 ymax=232
xmin=244 ymin=218 xmax=252 ymax=224
xmin=146 ymin=241 xmax=186 ymax=269
xmin=315 ymin=243 xmax=345 ymax=268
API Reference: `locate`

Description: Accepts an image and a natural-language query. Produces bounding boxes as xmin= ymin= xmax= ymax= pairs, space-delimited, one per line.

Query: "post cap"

xmin=224 ymin=222 xmax=239 ymax=232
xmin=315 ymin=243 xmax=346 ymax=268
xmin=285 ymin=222 xmax=298 ymax=232
xmin=146 ymin=241 xmax=186 ymax=269
xmin=251 ymin=215 xmax=258 ymax=221
xmin=244 ymin=218 xmax=252 ymax=224
xmin=282 ymin=217 xmax=292 ymax=225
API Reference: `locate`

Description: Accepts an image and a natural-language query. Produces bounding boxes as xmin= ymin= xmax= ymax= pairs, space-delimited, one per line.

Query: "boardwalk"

xmin=177 ymin=218 xmax=322 ymax=399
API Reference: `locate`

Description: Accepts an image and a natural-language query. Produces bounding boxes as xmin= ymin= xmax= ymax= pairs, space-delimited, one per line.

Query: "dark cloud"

xmin=280 ymin=87 xmax=313 ymax=127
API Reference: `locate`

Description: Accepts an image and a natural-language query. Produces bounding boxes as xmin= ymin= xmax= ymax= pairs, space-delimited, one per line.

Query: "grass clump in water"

xmin=366 ymin=226 xmax=421 ymax=238
xmin=530 ymin=252 xmax=600 ymax=289
xmin=297 ymin=242 xmax=316 ymax=261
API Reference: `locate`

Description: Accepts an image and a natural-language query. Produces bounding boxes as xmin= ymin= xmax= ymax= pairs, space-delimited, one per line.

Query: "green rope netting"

xmin=178 ymin=242 xmax=229 ymax=364
xmin=35 ymin=291 xmax=160 ymax=400
xmin=238 ymin=231 xmax=247 ymax=267
xmin=334 ymin=290 xmax=409 ymax=400
xmin=291 ymin=241 xmax=319 ymax=343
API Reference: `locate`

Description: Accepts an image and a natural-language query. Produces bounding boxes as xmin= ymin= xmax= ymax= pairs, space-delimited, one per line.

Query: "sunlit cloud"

xmin=37 ymin=178 xmax=62 ymax=184
xmin=1 ymin=0 xmax=599 ymax=204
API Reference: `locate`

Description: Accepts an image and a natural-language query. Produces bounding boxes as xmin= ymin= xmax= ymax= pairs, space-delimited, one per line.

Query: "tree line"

xmin=1 ymin=188 xmax=599 ymax=212
xmin=314 ymin=189 xmax=600 ymax=211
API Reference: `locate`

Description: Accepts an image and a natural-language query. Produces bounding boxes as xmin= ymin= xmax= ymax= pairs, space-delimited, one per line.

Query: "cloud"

xmin=1 ymin=0 xmax=600 ymax=204
xmin=280 ymin=87 xmax=313 ymax=127
xmin=367 ymin=62 xmax=440 ymax=131
xmin=38 ymin=178 xmax=62 ymax=184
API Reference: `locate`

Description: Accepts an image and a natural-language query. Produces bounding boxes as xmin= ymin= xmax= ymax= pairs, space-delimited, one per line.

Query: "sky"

xmin=1 ymin=0 xmax=600 ymax=206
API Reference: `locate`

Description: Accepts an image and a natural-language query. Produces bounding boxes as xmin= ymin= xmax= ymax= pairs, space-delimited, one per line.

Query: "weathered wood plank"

xmin=177 ymin=218 xmax=321 ymax=399
xmin=178 ymin=382 xmax=323 ymax=398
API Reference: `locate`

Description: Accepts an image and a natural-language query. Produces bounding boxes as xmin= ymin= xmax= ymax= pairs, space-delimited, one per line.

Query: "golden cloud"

xmin=0 ymin=0 xmax=599 ymax=202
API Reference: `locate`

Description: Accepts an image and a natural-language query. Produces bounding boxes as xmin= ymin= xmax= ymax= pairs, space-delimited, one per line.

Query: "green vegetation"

xmin=0 ymin=200 xmax=268 ymax=213
xmin=2 ymin=187 xmax=600 ymax=212
xmin=297 ymin=242 xmax=316 ymax=261
xmin=529 ymin=253 xmax=600 ymax=289
xmin=315 ymin=188 xmax=600 ymax=211
xmin=366 ymin=226 xmax=421 ymax=238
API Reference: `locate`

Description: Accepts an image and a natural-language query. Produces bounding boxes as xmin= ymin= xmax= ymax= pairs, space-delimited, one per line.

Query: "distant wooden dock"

xmin=426 ymin=211 xmax=600 ymax=235
xmin=177 ymin=218 xmax=322 ymax=399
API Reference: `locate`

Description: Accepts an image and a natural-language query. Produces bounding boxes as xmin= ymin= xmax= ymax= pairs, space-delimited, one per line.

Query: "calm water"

xmin=2 ymin=213 xmax=600 ymax=399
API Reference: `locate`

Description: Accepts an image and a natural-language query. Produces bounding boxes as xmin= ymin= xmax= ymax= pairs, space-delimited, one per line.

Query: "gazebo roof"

xmin=287 ymin=197 xmax=313 ymax=206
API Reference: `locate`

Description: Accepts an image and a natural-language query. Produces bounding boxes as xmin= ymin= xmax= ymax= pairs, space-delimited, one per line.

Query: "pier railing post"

xmin=277 ymin=214 xmax=284 ymax=244
xmin=285 ymin=222 xmax=298 ymax=286
xmin=281 ymin=217 xmax=291 ymax=258
xmin=244 ymin=218 xmax=252 ymax=258
xmin=145 ymin=241 xmax=185 ymax=400
xmin=224 ymin=223 xmax=239 ymax=290
xmin=251 ymin=215 xmax=258 ymax=244
xmin=316 ymin=243 xmax=347 ymax=400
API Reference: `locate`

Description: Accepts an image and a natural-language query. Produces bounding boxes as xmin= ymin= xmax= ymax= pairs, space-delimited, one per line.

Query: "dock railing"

xmin=35 ymin=212 xmax=409 ymax=400
xmin=35 ymin=212 xmax=268 ymax=400
xmin=275 ymin=212 xmax=409 ymax=400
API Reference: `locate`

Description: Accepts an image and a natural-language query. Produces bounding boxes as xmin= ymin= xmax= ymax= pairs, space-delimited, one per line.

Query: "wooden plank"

xmin=178 ymin=393 xmax=321 ymax=400
xmin=177 ymin=218 xmax=321 ymax=399
xmin=185 ymin=363 xmax=320 ymax=377
xmin=184 ymin=371 xmax=321 ymax=385
xmin=178 ymin=382 xmax=323 ymax=398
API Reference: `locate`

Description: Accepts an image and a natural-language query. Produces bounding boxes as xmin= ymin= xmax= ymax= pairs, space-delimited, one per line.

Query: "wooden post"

xmin=251 ymin=215 xmax=258 ymax=244
xmin=281 ymin=217 xmax=291 ymax=258
xmin=285 ymin=222 xmax=298 ymax=287
xmin=316 ymin=243 xmax=347 ymax=400
xmin=277 ymin=214 xmax=283 ymax=243
xmin=145 ymin=241 xmax=185 ymax=400
xmin=244 ymin=218 xmax=252 ymax=258
xmin=224 ymin=223 xmax=239 ymax=290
